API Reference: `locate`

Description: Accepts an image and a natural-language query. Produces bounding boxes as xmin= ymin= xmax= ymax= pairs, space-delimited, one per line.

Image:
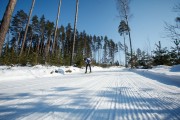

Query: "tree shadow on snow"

xmin=131 ymin=70 xmax=180 ymax=87
xmin=52 ymin=87 xmax=80 ymax=92
xmin=96 ymin=87 xmax=180 ymax=120
xmin=0 ymin=86 xmax=179 ymax=120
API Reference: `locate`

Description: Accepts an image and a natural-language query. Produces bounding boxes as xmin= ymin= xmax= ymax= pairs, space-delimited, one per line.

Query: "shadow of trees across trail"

xmin=0 ymin=69 xmax=180 ymax=120
xmin=131 ymin=69 xmax=180 ymax=88
xmin=0 ymin=85 xmax=179 ymax=120
xmin=98 ymin=87 xmax=180 ymax=120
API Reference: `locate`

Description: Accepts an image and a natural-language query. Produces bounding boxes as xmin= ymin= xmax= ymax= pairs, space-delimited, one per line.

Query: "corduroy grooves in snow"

xmin=0 ymin=65 xmax=180 ymax=120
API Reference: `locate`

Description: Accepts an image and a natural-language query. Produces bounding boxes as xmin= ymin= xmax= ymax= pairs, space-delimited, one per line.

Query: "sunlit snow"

xmin=0 ymin=65 xmax=179 ymax=119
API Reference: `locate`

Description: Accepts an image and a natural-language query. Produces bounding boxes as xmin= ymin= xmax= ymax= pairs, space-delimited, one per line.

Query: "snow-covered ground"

xmin=0 ymin=65 xmax=179 ymax=120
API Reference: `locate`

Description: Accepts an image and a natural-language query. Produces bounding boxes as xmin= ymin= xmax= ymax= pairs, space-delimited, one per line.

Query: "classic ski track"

xmin=0 ymin=75 xmax=105 ymax=120
xmin=136 ymin=76 xmax=180 ymax=105
xmin=83 ymin=74 xmax=118 ymax=120
xmin=120 ymin=73 xmax=161 ymax=120
xmin=55 ymin=75 xmax=112 ymax=120
xmin=0 ymin=74 xmax=100 ymax=105
xmin=131 ymin=74 xmax=180 ymax=118
xmin=0 ymin=74 xmax=96 ymax=91
xmin=38 ymin=73 xmax=119 ymax=120
xmin=0 ymin=70 xmax=179 ymax=120
xmin=133 ymin=70 xmax=179 ymax=91
xmin=133 ymin=71 xmax=179 ymax=98
xmin=20 ymin=75 xmax=108 ymax=120
xmin=124 ymin=75 xmax=159 ymax=120
xmin=126 ymin=72 xmax=180 ymax=119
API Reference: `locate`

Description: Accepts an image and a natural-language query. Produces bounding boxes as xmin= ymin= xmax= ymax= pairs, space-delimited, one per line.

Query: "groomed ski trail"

xmin=0 ymin=69 xmax=179 ymax=120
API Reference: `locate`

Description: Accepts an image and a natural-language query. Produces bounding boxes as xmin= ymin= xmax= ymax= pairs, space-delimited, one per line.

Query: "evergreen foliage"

xmin=0 ymin=10 xmax=118 ymax=67
xmin=1 ymin=4 xmax=180 ymax=68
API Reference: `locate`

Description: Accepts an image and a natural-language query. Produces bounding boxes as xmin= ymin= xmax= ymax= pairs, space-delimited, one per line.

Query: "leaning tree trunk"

xmin=19 ymin=0 xmax=35 ymax=57
xmin=52 ymin=0 xmax=62 ymax=54
xmin=0 ymin=0 xmax=17 ymax=56
xmin=71 ymin=0 xmax=79 ymax=66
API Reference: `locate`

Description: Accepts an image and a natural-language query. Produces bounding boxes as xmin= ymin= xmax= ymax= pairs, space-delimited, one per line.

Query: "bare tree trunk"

xmin=27 ymin=36 xmax=33 ymax=56
xmin=126 ymin=19 xmax=133 ymax=68
xmin=45 ymin=36 xmax=51 ymax=63
xmin=98 ymin=48 xmax=100 ymax=64
xmin=119 ymin=47 xmax=121 ymax=65
xmin=35 ymin=37 xmax=41 ymax=64
xmin=84 ymin=37 xmax=87 ymax=55
xmin=52 ymin=0 xmax=62 ymax=54
xmin=16 ymin=32 xmax=21 ymax=53
xmin=123 ymin=33 xmax=127 ymax=67
xmin=39 ymin=35 xmax=44 ymax=55
xmin=37 ymin=38 xmax=40 ymax=55
xmin=0 ymin=0 xmax=17 ymax=56
xmin=71 ymin=0 xmax=79 ymax=66
xmin=19 ymin=0 xmax=35 ymax=57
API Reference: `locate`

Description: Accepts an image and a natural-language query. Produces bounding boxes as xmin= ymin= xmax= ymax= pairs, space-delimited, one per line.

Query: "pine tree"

xmin=118 ymin=20 xmax=129 ymax=67
xmin=153 ymin=41 xmax=170 ymax=65
xmin=116 ymin=0 xmax=133 ymax=68
xmin=19 ymin=0 xmax=36 ymax=57
xmin=53 ymin=0 xmax=62 ymax=54
xmin=96 ymin=36 xmax=102 ymax=64
xmin=44 ymin=20 xmax=54 ymax=63
xmin=11 ymin=10 xmax=28 ymax=54
xmin=170 ymin=39 xmax=180 ymax=64
xmin=0 ymin=0 xmax=17 ymax=56
xmin=71 ymin=0 xmax=79 ymax=65
xmin=103 ymin=36 xmax=109 ymax=63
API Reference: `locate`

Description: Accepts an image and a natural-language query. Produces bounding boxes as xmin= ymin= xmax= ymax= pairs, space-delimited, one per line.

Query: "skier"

xmin=84 ymin=57 xmax=92 ymax=73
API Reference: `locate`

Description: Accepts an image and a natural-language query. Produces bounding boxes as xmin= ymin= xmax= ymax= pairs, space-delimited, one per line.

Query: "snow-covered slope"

xmin=134 ymin=65 xmax=180 ymax=83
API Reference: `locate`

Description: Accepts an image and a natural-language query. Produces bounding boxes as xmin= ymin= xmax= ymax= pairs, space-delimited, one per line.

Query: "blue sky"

xmin=0 ymin=0 xmax=179 ymax=52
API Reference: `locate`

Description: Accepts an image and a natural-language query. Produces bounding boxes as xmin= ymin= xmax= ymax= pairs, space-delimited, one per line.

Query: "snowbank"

xmin=134 ymin=65 xmax=180 ymax=83
xmin=0 ymin=65 xmax=81 ymax=81
xmin=170 ymin=64 xmax=180 ymax=72
xmin=0 ymin=65 xmax=179 ymax=82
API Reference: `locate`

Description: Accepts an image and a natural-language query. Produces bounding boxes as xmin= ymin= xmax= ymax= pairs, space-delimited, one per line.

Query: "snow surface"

xmin=0 ymin=65 xmax=180 ymax=120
